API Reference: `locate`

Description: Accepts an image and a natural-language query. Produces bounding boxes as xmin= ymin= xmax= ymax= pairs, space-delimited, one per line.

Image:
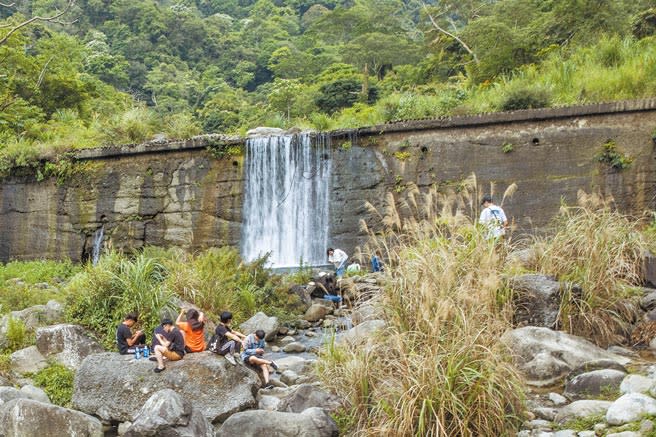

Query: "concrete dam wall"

xmin=1 ymin=99 xmax=655 ymax=263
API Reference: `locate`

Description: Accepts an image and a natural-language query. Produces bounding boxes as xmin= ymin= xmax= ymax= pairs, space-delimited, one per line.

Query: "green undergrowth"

xmin=32 ymin=363 xmax=74 ymax=408
xmin=0 ymin=260 xmax=80 ymax=314
xmin=65 ymin=246 xmax=303 ymax=349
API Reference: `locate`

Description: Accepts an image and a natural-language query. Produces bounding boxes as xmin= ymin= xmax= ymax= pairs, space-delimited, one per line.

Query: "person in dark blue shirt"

xmin=116 ymin=313 xmax=146 ymax=355
xmin=152 ymin=319 xmax=185 ymax=373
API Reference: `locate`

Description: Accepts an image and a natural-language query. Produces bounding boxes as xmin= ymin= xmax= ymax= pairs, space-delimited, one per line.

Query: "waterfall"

xmin=91 ymin=225 xmax=104 ymax=265
xmin=241 ymin=133 xmax=331 ymax=267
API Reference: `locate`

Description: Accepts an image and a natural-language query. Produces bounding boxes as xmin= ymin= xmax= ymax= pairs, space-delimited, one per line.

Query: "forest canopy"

xmin=1 ymin=0 xmax=655 ymax=165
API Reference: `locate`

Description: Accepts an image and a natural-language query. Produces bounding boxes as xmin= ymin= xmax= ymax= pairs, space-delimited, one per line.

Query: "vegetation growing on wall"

xmin=0 ymin=0 xmax=654 ymax=173
xmin=596 ymin=139 xmax=634 ymax=170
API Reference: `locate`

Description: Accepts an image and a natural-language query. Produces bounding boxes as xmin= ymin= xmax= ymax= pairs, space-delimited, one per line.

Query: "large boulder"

xmin=0 ymin=301 xmax=64 ymax=349
xmin=0 ymin=398 xmax=103 ymax=437
xmin=124 ymin=389 xmax=213 ymax=437
xmin=304 ymin=304 xmax=330 ymax=323
xmin=246 ymin=127 xmax=286 ymax=137
xmin=73 ymin=352 xmax=260 ymax=424
xmin=0 ymin=387 xmax=31 ymax=406
xmin=9 ymin=346 xmax=48 ymax=375
xmin=215 ymin=407 xmax=338 ymax=437
xmin=240 ymin=312 xmax=280 ymax=341
xmin=35 ymin=324 xmax=104 ymax=370
xmin=508 ymin=275 xmax=562 ymax=328
xmin=606 ymin=393 xmax=656 ymax=426
xmin=276 ymin=384 xmax=341 ymax=414
xmin=554 ymin=400 xmax=613 ymax=424
xmin=501 ymin=327 xmax=631 ymax=387
xmin=338 ymin=319 xmax=386 ymax=345
xmin=563 ymin=369 xmax=626 ymax=400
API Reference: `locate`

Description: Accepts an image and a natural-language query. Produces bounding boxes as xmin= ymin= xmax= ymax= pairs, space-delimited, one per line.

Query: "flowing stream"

xmin=241 ymin=133 xmax=331 ymax=267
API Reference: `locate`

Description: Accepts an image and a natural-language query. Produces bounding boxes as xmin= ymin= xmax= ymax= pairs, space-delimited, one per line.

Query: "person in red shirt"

xmin=176 ymin=308 xmax=206 ymax=352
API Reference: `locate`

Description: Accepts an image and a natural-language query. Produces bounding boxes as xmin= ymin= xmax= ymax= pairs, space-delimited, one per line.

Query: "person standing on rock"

xmin=241 ymin=329 xmax=278 ymax=388
xmin=153 ymin=318 xmax=185 ymax=373
xmin=214 ymin=311 xmax=246 ymax=365
xmin=479 ymin=195 xmax=508 ymax=240
xmin=327 ymin=247 xmax=348 ymax=279
xmin=176 ymin=308 xmax=206 ymax=353
xmin=116 ymin=313 xmax=146 ymax=355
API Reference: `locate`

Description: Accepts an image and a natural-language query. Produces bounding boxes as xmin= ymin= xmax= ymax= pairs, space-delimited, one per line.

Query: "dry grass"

xmin=525 ymin=190 xmax=646 ymax=346
xmin=319 ymin=181 xmax=525 ymax=436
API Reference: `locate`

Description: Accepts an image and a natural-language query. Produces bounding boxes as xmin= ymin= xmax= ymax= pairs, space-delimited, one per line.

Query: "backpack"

xmin=207 ymin=334 xmax=221 ymax=354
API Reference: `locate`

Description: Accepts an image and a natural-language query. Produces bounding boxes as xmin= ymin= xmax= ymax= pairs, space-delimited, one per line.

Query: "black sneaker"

xmin=269 ymin=361 xmax=279 ymax=371
xmin=264 ymin=382 xmax=274 ymax=389
xmin=153 ymin=367 xmax=165 ymax=373
xmin=148 ymin=356 xmax=157 ymax=362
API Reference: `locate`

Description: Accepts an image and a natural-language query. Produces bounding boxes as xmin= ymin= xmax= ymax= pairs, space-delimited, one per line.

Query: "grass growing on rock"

xmin=525 ymin=191 xmax=648 ymax=347
xmin=318 ymin=183 xmax=525 ymax=436
xmin=32 ymin=363 xmax=74 ymax=408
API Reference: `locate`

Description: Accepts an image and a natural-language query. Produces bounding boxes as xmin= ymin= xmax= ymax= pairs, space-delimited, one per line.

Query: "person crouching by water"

xmin=176 ymin=308 xmax=206 ymax=353
xmin=153 ymin=318 xmax=185 ymax=373
xmin=116 ymin=312 xmax=146 ymax=355
xmin=327 ymin=247 xmax=348 ymax=279
xmin=215 ymin=311 xmax=246 ymax=365
xmin=241 ymin=330 xmax=278 ymax=388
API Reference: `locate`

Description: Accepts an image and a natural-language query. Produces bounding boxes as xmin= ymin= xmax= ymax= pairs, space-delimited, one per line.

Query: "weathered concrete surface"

xmin=1 ymin=100 xmax=655 ymax=261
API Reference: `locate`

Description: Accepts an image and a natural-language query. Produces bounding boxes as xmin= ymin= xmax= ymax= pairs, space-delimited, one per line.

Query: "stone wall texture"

xmin=1 ymin=100 xmax=655 ymax=262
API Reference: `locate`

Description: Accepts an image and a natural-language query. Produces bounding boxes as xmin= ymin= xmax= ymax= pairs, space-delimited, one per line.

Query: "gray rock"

xmin=524 ymin=419 xmax=552 ymax=430
xmin=644 ymin=252 xmax=656 ymax=287
xmin=304 ymin=331 xmax=317 ymax=338
xmin=548 ymin=392 xmax=568 ymax=406
xmin=567 ymin=359 xmax=627 ymax=379
xmin=280 ymin=336 xmax=296 ymax=345
xmin=0 ymin=398 xmax=103 ymax=437
xmin=216 ymin=407 xmax=338 ymax=437
xmin=501 ymin=327 xmax=630 ymax=387
xmin=0 ymin=301 xmax=64 ymax=349
xmin=271 ymin=346 xmax=281 ymax=353
xmin=246 ymin=127 xmax=286 ymax=137
xmin=641 ymin=290 xmax=656 ymax=311
xmin=295 ymin=320 xmax=311 ymax=330
xmin=280 ymin=370 xmax=299 ymax=386
xmin=278 ymin=327 xmax=289 ymax=336
xmin=606 ymin=393 xmax=656 ymax=425
xmin=351 ymin=303 xmax=377 ymax=326
xmin=277 ymin=384 xmax=341 ymax=413
xmin=10 ymin=346 xmax=48 ymax=375
xmin=73 ymin=352 xmax=260 ymax=423
xmin=274 ymin=356 xmax=314 ymax=375
xmin=35 ymin=324 xmax=104 ymax=370
xmin=282 ymin=342 xmax=307 ymax=353
xmin=563 ymin=369 xmax=626 ymax=400
xmin=258 ymin=394 xmax=282 ymax=411
xmin=620 ymin=374 xmax=654 ymax=394
xmin=553 ymin=431 xmax=576 ymax=437
xmin=338 ymin=319 xmax=386 ymax=345
xmin=554 ymin=400 xmax=612 ymax=424
xmin=607 ymin=346 xmax=638 ymax=358
xmin=509 ymin=274 xmax=561 ymax=328
xmin=641 ymin=419 xmax=655 ymax=434
xmin=124 ymin=389 xmax=213 ymax=437
xmin=239 ymin=312 xmax=280 ymax=342
xmin=19 ymin=385 xmax=50 ymax=404
xmin=577 ymin=431 xmax=596 ymax=437
xmin=606 ymin=433 xmax=641 ymax=437
xmin=532 ymin=407 xmax=557 ymax=421
xmin=304 ymin=304 xmax=330 ymax=322
xmin=0 ymin=387 xmax=30 ymax=406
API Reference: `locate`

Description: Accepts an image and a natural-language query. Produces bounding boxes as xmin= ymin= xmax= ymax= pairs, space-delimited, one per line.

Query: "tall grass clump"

xmin=319 ymin=181 xmax=525 ymax=436
xmin=65 ymin=250 xmax=176 ymax=349
xmin=526 ymin=191 xmax=647 ymax=347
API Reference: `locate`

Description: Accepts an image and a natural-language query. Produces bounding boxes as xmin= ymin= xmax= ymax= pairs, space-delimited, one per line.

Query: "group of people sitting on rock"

xmin=116 ymin=310 xmax=278 ymax=387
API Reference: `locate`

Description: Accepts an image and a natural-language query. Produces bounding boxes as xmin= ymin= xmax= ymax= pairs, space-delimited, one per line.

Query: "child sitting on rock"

xmin=214 ymin=311 xmax=246 ymax=365
xmin=241 ymin=329 xmax=278 ymax=388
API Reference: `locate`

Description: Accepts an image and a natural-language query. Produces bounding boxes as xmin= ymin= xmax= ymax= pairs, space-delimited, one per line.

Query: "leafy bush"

xmin=32 ymin=364 xmax=74 ymax=407
xmin=499 ymin=86 xmax=551 ymax=111
xmin=65 ymin=251 xmax=176 ymax=349
xmin=5 ymin=317 xmax=30 ymax=352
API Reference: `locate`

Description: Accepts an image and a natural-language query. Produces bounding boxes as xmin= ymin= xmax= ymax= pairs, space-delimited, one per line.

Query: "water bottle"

xmin=143 ymin=346 xmax=149 ymax=358
xmin=134 ymin=346 xmax=141 ymax=360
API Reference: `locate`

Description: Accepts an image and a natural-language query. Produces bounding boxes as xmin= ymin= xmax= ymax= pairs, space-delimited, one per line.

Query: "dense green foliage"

xmin=0 ymin=0 xmax=655 ymax=171
xmin=0 ymin=260 xmax=79 ymax=314
xmin=32 ymin=363 xmax=75 ymax=407
xmin=64 ymin=247 xmax=302 ymax=349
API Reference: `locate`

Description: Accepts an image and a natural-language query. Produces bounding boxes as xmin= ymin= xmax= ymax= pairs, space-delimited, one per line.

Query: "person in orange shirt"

xmin=176 ymin=308 xmax=206 ymax=353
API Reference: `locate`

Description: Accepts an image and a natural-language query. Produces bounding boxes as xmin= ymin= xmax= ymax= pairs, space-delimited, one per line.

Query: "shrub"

xmin=5 ymin=317 xmax=30 ymax=352
xmin=65 ymin=251 xmax=176 ymax=349
xmin=318 ymin=184 xmax=525 ymax=435
xmin=499 ymin=86 xmax=551 ymax=111
xmin=526 ymin=191 xmax=646 ymax=346
xmin=596 ymin=140 xmax=633 ymax=170
xmin=32 ymin=363 xmax=74 ymax=407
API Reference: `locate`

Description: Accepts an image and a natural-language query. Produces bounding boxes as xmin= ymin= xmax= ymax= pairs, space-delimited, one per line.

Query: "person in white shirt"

xmin=479 ymin=195 xmax=508 ymax=240
xmin=327 ymin=247 xmax=348 ymax=278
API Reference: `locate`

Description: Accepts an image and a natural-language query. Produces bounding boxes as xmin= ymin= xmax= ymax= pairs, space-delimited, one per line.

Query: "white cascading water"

xmin=241 ymin=133 xmax=331 ymax=267
xmin=91 ymin=224 xmax=104 ymax=265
